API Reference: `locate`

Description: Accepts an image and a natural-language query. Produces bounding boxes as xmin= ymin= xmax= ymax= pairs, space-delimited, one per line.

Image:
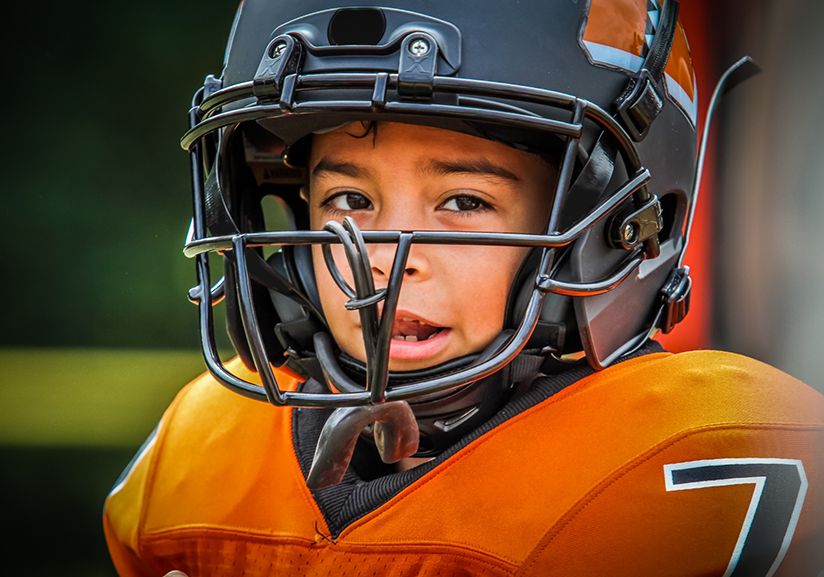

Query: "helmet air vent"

xmin=328 ymin=8 xmax=387 ymax=46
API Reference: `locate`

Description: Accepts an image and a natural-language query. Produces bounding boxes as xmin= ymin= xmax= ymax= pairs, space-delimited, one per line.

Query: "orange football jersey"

xmin=104 ymin=350 xmax=824 ymax=576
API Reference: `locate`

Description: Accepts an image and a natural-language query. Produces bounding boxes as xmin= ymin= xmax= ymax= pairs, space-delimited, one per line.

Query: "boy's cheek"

xmin=311 ymin=242 xmax=525 ymax=363
xmin=436 ymin=245 xmax=528 ymax=297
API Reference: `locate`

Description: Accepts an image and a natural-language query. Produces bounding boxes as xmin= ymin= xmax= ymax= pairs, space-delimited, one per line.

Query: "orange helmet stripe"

xmin=580 ymin=0 xmax=697 ymax=126
xmin=583 ymin=0 xmax=648 ymax=59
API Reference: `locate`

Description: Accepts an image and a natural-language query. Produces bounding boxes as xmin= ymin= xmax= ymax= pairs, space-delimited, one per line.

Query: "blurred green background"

xmin=3 ymin=0 xmax=824 ymax=575
xmin=2 ymin=1 xmax=237 ymax=574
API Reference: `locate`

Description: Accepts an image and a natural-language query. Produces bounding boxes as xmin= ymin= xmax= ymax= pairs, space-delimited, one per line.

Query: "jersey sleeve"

xmin=103 ymin=423 xmax=163 ymax=577
xmin=102 ymin=359 xmax=302 ymax=576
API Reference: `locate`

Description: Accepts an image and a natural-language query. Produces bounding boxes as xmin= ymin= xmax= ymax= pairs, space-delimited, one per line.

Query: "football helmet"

xmin=182 ymin=0 xmax=702 ymax=487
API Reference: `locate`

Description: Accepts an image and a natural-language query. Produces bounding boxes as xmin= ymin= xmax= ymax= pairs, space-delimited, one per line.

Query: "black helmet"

xmin=182 ymin=0 xmax=697 ymax=487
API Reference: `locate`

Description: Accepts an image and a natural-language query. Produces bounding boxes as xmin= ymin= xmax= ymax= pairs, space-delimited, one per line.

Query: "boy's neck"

xmin=394 ymin=456 xmax=435 ymax=473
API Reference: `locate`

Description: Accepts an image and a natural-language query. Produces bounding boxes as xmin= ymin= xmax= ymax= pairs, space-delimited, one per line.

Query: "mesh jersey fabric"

xmin=104 ymin=349 xmax=824 ymax=576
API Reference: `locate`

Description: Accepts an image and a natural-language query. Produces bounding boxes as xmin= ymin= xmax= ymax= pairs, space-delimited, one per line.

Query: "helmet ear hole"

xmin=261 ymin=194 xmax=294 ymax=230
xmin=657 ymin=191 xmax=687 ymax=243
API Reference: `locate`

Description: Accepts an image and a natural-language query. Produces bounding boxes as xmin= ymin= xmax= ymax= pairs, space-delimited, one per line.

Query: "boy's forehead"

xmin=309 ymin=121 xmax=553 ymax=179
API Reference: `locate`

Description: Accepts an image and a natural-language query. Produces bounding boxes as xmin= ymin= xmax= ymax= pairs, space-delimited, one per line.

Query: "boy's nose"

xmin=369 ymin=241 xmax=430 ymax=282
xmin=367 ymin=200 xmax=433 ymax=282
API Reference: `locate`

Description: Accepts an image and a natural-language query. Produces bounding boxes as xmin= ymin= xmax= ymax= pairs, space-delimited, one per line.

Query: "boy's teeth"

xmin=390 ymin=331 xmax=443 ymax=342
xmin=390 ymin=318 xmax=445 ymax=343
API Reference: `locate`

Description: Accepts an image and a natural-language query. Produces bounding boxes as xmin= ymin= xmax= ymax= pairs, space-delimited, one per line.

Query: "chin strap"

xmin=615 ymin=0 xmax=680 ymax=141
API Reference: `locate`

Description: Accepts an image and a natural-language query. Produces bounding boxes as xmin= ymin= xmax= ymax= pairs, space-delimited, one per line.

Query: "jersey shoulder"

xmin=603 ymin=348 xmax=822 ymax=417
xmin=103 ymin=360 xmax=320 ymax=575
xmin=514 ymin=350 xmax=824 ymax=576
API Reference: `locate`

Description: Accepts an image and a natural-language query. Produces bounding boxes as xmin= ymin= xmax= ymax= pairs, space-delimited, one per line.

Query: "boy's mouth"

xmin=391 ymin=316 xmax=444 ymax=342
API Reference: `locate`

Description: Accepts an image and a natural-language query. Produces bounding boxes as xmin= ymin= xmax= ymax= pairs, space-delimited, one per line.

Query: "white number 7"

xmin=664 ymin=458 xmax=807 ymax=577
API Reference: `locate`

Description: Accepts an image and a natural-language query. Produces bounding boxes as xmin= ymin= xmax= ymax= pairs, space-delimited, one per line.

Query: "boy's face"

xmin=308 ymin=122 xmax=554 ymax=372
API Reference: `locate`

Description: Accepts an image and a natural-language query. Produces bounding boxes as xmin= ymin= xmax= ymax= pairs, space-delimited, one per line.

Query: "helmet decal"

xmin=580 ymin=0 xmax=697 ymax=126
xmin=664 ymin=20 xmax=698 ymax=127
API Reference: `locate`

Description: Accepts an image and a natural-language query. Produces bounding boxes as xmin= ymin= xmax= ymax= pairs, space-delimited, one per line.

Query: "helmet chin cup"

xmin=306 ymin=401 xmax=419 ymax=490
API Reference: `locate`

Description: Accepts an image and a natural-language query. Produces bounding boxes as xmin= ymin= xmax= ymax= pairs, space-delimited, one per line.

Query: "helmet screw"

xmin=270 ymin=41 xmax=287 ymax=59
xmin=409 ymin=38 xmax=430 ymax=56
xmin=622 ymin=222 xmax=639 ymax=245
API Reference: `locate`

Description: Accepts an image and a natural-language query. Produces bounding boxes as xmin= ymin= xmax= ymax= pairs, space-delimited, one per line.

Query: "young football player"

xmin=104 ymin=1 xmax=824 ymax=575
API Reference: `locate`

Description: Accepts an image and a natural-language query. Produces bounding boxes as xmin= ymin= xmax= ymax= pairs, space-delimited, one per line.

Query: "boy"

xmin=105 ymin=1 xmax=824 ymax=575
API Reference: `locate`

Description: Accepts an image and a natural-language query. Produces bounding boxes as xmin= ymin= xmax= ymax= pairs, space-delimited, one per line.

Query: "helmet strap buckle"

xmin=614 ymin=0 xmax=680 ymax=142
xmin=617 ymin=69 xmax=665 ymax=142
xmin=657 ymin=266 xmax=691 ymax=334
xmin=608 ymin=194 xmax=664 ymax=252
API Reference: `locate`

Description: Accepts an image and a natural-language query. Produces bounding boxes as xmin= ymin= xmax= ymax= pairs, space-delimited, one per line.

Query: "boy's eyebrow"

xmin=311 ymin=157 xmax=521 ymax=182
xmin=423 ymin=159 xmax=521 ymax=182
xmin=311 ymin=159 xmax=371 ymax=179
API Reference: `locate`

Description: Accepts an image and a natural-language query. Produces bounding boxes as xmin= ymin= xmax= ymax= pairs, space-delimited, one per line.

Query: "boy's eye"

xmin=327 ymin=192 xmax=373 ymax=211
xmin=440 ymin=195 xmax=488 ymax=212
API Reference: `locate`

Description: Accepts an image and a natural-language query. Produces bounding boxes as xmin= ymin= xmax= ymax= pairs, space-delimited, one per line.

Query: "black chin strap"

xmin=615 ymin=0 xmax=680 ymax=141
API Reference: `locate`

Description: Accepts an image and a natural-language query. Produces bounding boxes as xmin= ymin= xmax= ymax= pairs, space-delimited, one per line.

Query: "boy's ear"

xmin=300 ymin=185 xmax=309 ymax=203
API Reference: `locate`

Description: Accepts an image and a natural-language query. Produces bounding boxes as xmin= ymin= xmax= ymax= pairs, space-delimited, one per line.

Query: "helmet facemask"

xmin=182 ymin=3 xmax=697 ymax=488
